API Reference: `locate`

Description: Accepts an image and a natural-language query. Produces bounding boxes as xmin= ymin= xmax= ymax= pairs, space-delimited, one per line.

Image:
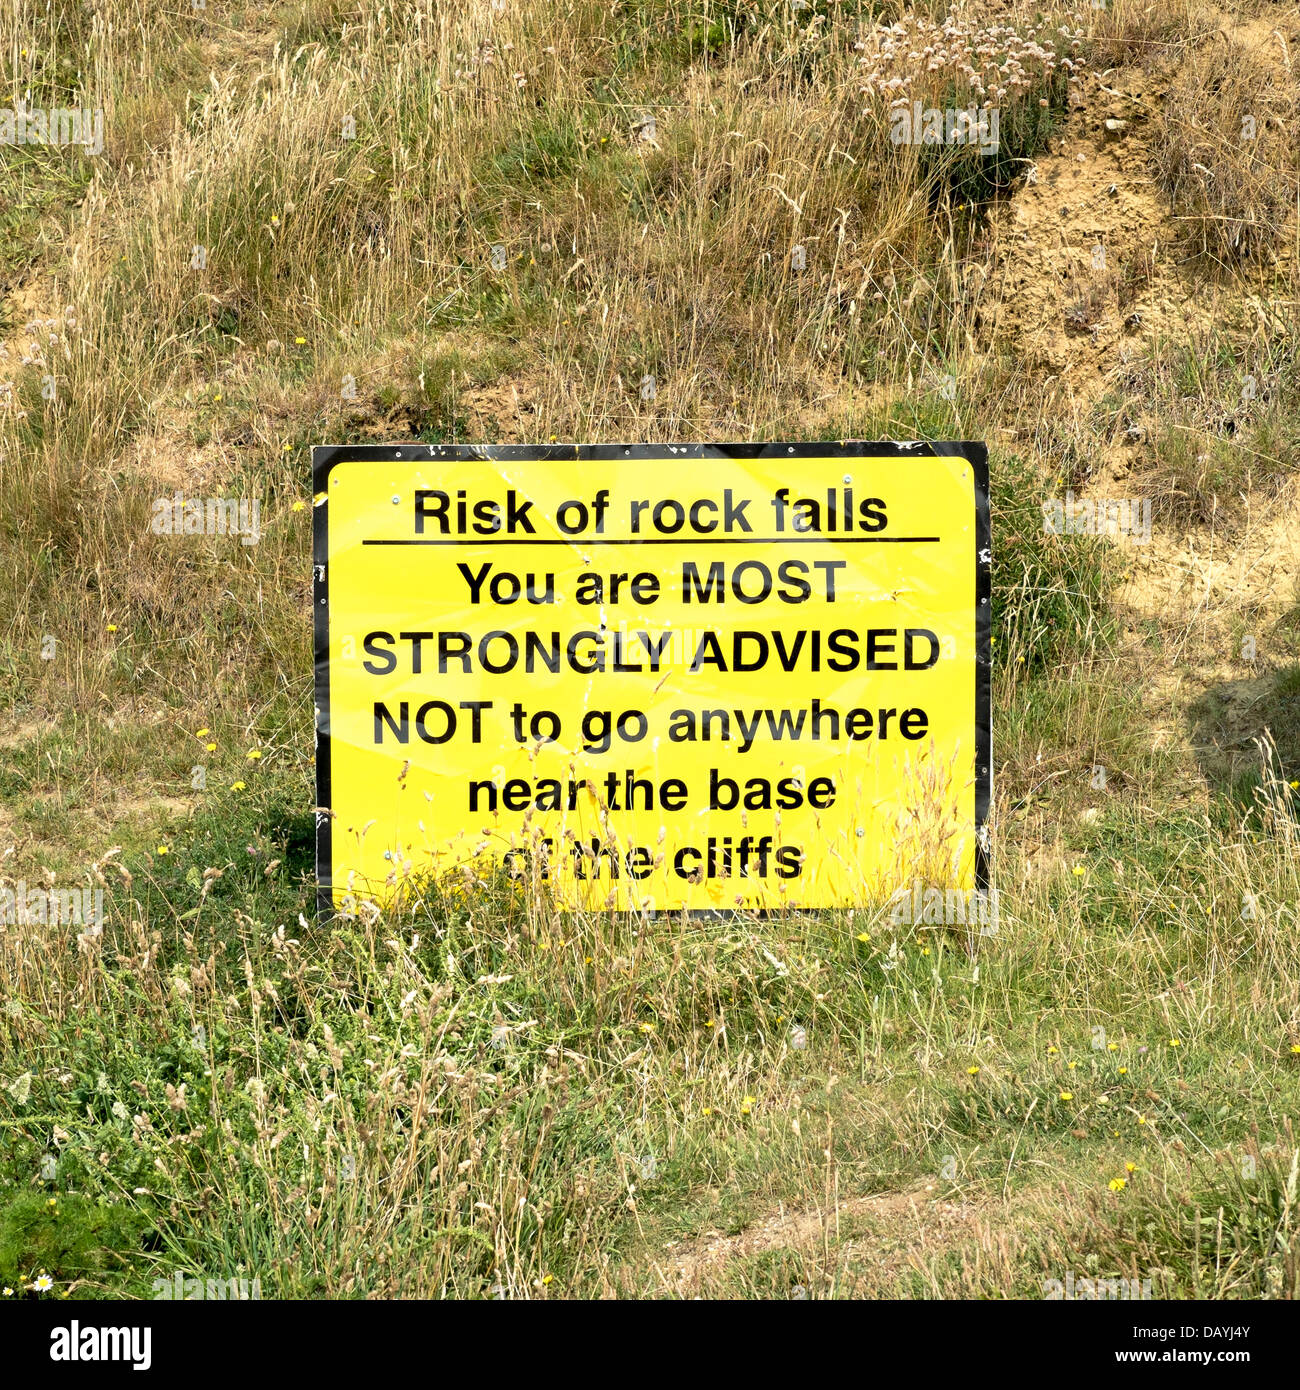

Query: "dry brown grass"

xmin=1153 ymin=29 xmax=1300 ymax=263
xmin=2 ymin=0 xmax=1300 ymax=1302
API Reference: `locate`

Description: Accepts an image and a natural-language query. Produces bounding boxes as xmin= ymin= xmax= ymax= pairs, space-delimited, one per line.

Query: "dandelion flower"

xmin=106 ymin=624 xmax=118 ymax=633
xmin=1047 ymin=1046 xmax=1058 ymax=1055
xmin=1168 ymin=1038 xmax=1181 ymax=1048
xmin=1108 ymin=1178 xmax=1126 ymax=1192
xmin=1118 ymin=1067 xmax=1128 ymax=1075
xmin=967 ymin=1066 xmax=980 ymax=1075
xmin=1072 ymin=865 xmax=1086 ymax=878
xmin=291 ymin=500 xmax=306 ymax=512
xmin=156 ymin=845 xmax=170 ymax=856
xmin=230 ymin=781 xmax=246 ymax=791
xmin=246 ymin=750 xmax=263 ymax=761
xmin=294 ymin=336 xmax=306 ymax=345
xmin=196 ymin=728 xmax=209 ymax=738
xmin=1107 ymin=1042 xmax=1118 ymax=1051
xmin=856 ymin=931 xmax=871 ymax=942
xmin=206 ymin=743 xmax=216 ymax=753
xmin=1125 ymin=1162 xmax=1137 ymax=1173
xmin=1059 ymin=1091 xmax=1073 ymax=1101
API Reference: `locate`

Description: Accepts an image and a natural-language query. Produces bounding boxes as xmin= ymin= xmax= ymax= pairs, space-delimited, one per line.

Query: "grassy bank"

xmin=2 ymin=0 xmax=1300 ymax=1298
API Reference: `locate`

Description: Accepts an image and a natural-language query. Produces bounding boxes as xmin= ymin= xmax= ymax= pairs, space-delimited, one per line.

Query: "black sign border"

xmin=312 ymin=441 xmax=991 ymax=918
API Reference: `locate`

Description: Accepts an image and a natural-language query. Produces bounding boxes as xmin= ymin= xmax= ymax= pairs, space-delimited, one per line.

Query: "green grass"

xmin=3 ymin=0 xmax=1300 ymax=1302
xmin=0 ymin=1191 xmax=158 ymax=1300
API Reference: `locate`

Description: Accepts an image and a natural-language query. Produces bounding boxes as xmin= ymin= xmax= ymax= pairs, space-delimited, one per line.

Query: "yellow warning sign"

xmin=313 ymin=443 xmax=990 ymax=914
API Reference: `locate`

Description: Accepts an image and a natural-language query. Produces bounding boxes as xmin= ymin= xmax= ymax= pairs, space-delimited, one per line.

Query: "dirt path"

xmin=647 ymin=1183 xmax=995 ymax=1297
